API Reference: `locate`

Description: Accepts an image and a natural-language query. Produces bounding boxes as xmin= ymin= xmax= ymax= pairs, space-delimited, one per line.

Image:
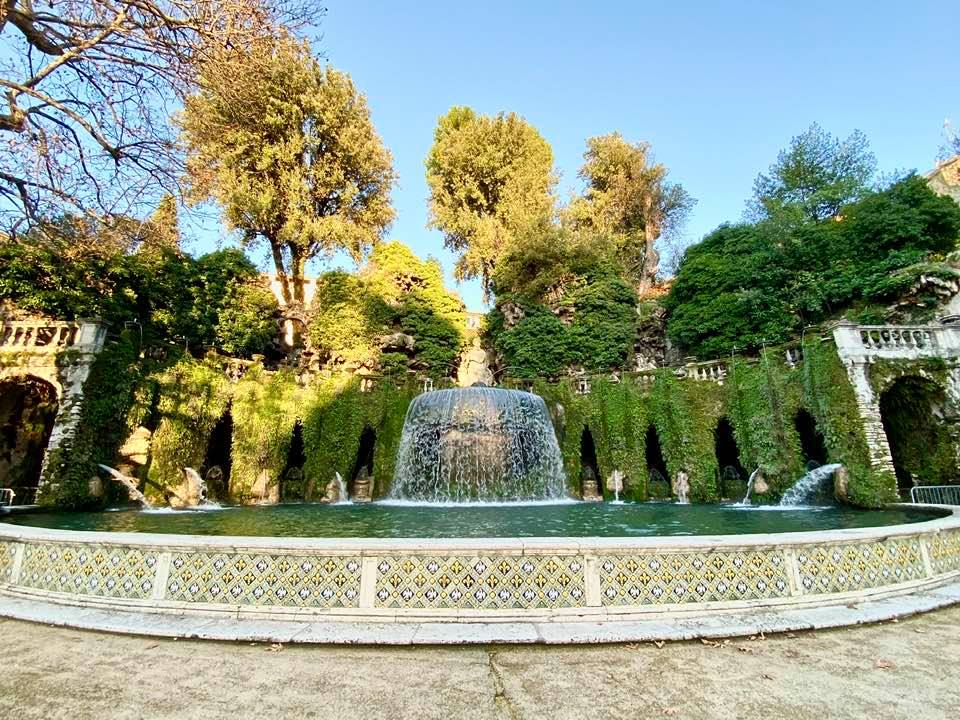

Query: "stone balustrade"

xmin=0 ymin=320 xmax=106 ymax=356
xmin=682 ymin=360 xmax=727 ymax=382
xmin=834 ymin=321 xmax=960 ymax=361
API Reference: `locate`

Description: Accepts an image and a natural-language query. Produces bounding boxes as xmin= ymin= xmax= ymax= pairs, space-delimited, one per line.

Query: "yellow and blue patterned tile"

xmin=374 ymin=555 xmax=585 ymax=609
xmin=0 ymin=541 xmax=16 ymax=582
xmin=796 ymin=538 xmax=925 ymax=594
xmin=928 ymin=529 xmax=960 ymax=575
xmin=17 ymin=543 xmax=157 ymax=599
xmin=164 ymin=552 xmax=362 ymax=608
xmin=599 ymin=550 xmax=789 ymax=606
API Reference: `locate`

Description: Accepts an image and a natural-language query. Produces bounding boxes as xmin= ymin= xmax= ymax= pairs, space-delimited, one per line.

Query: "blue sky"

xmin=192 ymin=1 xmax=957 ymax=311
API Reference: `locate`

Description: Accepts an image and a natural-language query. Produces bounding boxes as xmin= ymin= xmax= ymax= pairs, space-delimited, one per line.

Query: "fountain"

xmin=390 ymin=387 xmax=566 ymax=503
xmin=740 ymin=467 xmax=767 ymax=505
xmin=779 ymin=463 xmax=842 ymax=506
xmin=97 ymin=465 xmax=152 ymax=508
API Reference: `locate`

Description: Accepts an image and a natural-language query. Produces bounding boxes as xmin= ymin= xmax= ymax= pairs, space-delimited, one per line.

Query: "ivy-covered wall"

xmin=39 ymin=337 xmax=950 ymax=510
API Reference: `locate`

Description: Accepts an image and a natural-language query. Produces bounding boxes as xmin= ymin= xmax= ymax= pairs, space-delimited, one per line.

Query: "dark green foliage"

xmin=309 ymin=242 xmax=465 ymax=378
xmin=489 ymin=303 xmax=572 ymax=378
xmin=488 ymin=269 xmax=638 ymax=377
xmin=667 ymin=177 xmax=960 ymax=357
xmin=0 ymin=228 xmax=275 ymax=355
xmin=215 ymin=280 xmax=280 ymax=358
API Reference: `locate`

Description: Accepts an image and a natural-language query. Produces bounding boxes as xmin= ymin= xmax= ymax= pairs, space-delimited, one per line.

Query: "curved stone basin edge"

xmin=0 ymin=505 xmax=958 ymax=631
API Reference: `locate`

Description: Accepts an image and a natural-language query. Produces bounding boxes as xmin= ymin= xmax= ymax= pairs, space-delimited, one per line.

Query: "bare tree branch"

xmin=0 ymin=0 xmax=319 ymax=232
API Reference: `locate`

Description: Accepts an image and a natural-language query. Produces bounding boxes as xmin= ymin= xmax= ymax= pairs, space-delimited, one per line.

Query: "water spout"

xmin=334 ymin=472 xmax=352 ymax=505
xmin=97 ymin=465 xmax=152 ymax=508
xmin=390 ymin=387 xmax=566 ymax=503
xmin=779 ymin=463 xmax=842 ymax=506
xmin=741 ymin=467 xmax=762 ymax=505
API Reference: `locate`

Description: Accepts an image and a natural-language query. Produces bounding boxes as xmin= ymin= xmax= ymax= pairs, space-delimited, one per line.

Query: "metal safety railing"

xmin=909 ymin=485 xmax=960 ymax=506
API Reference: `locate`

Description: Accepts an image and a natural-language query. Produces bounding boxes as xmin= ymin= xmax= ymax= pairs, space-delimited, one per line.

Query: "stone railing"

xmin=680 ymin=360 xmax=727 ymax=382
xmin=833 ymin=321 xmax=960 ymax=362
xmin=0 ymin=320 xmax=107 ymax=356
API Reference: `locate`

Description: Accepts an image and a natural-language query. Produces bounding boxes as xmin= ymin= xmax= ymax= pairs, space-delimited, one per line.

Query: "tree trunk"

xmin=268 ymin=238 xmax=293 ymax=306
xmin=291 ymin=250 xmax=306 ymax=307
xmin=636 ymin=224 xmax=660 ymax=295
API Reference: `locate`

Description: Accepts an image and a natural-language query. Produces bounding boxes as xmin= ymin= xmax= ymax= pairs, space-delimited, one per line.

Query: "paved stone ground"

xmin=1 ymin=606 xmax=958 ymax=720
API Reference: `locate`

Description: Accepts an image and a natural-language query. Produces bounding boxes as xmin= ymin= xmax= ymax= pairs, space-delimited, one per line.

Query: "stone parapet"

xmin=1 ymin=506 xmax=957 ymax=626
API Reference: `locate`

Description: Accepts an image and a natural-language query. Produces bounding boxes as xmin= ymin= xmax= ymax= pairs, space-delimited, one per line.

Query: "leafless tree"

xmin=0 ymin=0 xmax=316 ymax=234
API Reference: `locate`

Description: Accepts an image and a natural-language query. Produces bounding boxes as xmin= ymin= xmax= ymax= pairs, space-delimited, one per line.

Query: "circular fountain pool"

xmin=0 ymin=501 xmax=942 ymax=538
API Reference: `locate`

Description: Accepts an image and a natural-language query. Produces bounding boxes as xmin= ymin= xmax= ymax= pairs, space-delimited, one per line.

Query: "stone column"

xmin=37 ymin=321 xmax=109 ymax=499
xmin=831 ymin=321 xmax=896 ymax=475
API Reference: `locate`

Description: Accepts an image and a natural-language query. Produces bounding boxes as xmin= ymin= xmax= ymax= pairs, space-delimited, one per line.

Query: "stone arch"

xmin=713 ymin=416 xmax=747 ymax=500
xmin=0 ymin=375 xmax=59 ymax=504
xmin=201 ymin=407 xmax=233 ymax=501
xmin=794 ymin=408 xmax=828 ymax=469
xmin=879 ymin=376 xmax=957 ymax=489
xmin=280 ymin=420 xmax=307 ymax=501
xmin=349 ymin=426 xmax=377 ymax=498
xmin=645 ymin=424 xmax=670 ymax=499
xmin=579 ymin=426 xmax=601 ymax=499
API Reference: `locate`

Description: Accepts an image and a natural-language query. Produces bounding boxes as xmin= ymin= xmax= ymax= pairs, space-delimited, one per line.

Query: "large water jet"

xmin=390 ymin=387 xmax=567 ymax=503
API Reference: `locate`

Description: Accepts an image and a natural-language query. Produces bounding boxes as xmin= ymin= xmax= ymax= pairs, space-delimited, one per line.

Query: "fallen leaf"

xmin=737 ymin=645 xmax=753 ymax=653
xmin=663 ymin=709 xmax=679 ymax=717
xmin=785 ymin=632 xmax=797 ymax=639
xmin=889 ymin=618 xmax=899 ymax=624
xmin=144 ymin=643 xmax=159 ymax=651
xmin=267 ymin=643 xmax=284 ymax=653
xmin=875 ymin=659 xmax=894 ymax=670
xmin=653 ymin=640 xmax=665 ymax=649
xmin=761 ymin=673 xmax=774 ymax=680
xmin=914 ymin=628 xmax=926 ymax=634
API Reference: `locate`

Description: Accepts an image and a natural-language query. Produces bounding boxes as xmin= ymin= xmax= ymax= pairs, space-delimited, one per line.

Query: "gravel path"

xmin=1 ymin=605 xmax=958 ymax=720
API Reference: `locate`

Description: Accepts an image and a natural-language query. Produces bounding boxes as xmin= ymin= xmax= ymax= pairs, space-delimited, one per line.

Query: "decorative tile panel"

xmin=18 ymin=543 xmax=157 ymax=599
xmin=0 ymin=541 xmax=16 ymax=582
xmin=928 ymin=529 xmax=960 ymax=575
xmin=374 ymin=555 xmax=585 ymax=609
xmin=599 ymin=550 xmax=789 ymax=606
xmin=164 ymin=552 xmax=361 ymax=608
xmin=796 ymin=538 xmax=926 ymax=594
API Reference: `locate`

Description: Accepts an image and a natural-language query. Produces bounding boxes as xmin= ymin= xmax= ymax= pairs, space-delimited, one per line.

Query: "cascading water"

xmin=390 ymin=387 xmax=567 ymax=503
xmin=779 ymin=463 xmax=842 ymax=506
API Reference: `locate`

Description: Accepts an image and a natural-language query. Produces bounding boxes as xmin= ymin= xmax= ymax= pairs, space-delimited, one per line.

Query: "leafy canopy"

xmin=666 ymin=175 xmax=960 ymax=358
xmin=309 ymin=242 xmax=465 ymax=378
xmin=749 ymin=123 xmax=876 ymax=225
xmin=181 ymin=37 xmax=396 ymax=303
xmin=425 ymin=106 xmax=555 ymax=297
xmin=564 ymin=133 xmax=693 ymax=291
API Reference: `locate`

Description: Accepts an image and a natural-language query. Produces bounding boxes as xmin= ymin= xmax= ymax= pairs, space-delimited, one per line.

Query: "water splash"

xmin=333 ymin=472 xmax=352 ymax=505
xmin=97 ymin=465 xmax=152 ymax=508
xmin=779 ymin=463 xmax=842 ymax=506
xmin=390 ymin=387 xmax=567 ymax=503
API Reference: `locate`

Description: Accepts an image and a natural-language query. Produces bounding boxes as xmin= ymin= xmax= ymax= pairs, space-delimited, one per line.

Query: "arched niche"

xmin=0 ymin=376 xmax=59 ymax=504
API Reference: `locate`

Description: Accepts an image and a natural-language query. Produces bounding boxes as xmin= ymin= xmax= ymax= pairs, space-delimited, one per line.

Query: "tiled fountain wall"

xmin=2 ymin=511 xmax=958 ymax=620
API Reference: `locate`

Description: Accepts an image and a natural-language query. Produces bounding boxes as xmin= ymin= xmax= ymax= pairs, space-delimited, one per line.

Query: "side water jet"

xmin=740 ymin=467 xmax=763 ymax=505
xmin=390 ymin=387 xmax=567 ymax=503
xmin=97 ymin=465 xmax=152 ymax=508
xmin=779 ymin=463 xmax=842 ymax=506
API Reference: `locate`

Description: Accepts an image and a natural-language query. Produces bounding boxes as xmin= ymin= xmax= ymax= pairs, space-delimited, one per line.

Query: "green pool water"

xmin=0 ymin=501 xmax=941 ymax=539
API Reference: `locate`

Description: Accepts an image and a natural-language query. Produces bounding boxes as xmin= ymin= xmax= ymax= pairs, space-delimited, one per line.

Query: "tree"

xmin=309 ymin=242 xmax=465 ymax=378
xmin=564 ymin=133 xmax=693 ymax=293
xmin=749 ymin=123 xmax=876 ymax=225
xmin=182 ymin=37 xmax=396 ymax=306
xmin=425 ymin=106 xmax=555 ymax=298
xmin=0 ymin=0 xmax=312 ymax=234
xmin=666 ymin=176 xmax=960 ymax=358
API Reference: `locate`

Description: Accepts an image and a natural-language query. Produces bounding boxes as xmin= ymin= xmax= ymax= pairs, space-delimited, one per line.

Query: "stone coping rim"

xmin=0 ymin=503 xmax=955 ymax=552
